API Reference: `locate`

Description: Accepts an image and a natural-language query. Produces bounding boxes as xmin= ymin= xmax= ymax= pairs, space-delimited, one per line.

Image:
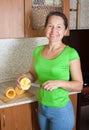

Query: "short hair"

xmin=45 ymin=11 xmax=68 ymax=29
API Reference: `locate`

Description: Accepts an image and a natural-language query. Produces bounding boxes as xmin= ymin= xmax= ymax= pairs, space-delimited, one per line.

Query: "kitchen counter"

xmin=0 ymin=80 xmax=81 ymax=109
xmin=0 ymin=80 xmax=38 ymax=109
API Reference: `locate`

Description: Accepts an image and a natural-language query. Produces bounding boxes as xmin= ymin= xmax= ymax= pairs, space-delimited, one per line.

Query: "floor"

xmin=79 ymin=105 xmax=89 ymax=130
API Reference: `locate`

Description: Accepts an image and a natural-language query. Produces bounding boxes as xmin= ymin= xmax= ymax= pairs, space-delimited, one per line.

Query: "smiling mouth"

xmin=50 ymin=34 xmax=58 ymax=38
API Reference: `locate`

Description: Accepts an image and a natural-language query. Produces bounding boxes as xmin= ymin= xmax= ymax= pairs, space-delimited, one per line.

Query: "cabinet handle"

xmin=2 ymin=115 xmax=6 ymax=127
xmin=35 ymin=108 xmax=38 ymax=112
xmin=28 ymin=16 xmax=30 ymax=29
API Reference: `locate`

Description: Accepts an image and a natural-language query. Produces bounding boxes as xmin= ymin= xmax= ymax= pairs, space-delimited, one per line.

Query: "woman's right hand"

xmin=17 ymin=74 xmax=29 ymax=89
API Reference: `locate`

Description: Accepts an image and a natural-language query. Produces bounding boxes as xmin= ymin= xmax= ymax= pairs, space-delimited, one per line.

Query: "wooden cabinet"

xmin=31 ymin=102 xmax=40 ymax=130
xmin=0 ymin=0 xmax=25 ymax=38
xmin=0 ymin=0 xmax=69 ymax=38
xmin=26 ymin=0 xmax=70 ymax=37
xmin=70 ymin=94 xmax=77 ymax=130
xmin=0 ymin=94 xmax=77 ymax=130
xmin=0 ymin=103 xmax=40 ymax=130
xmin=0 ymin=104 xmax=32 ymax=130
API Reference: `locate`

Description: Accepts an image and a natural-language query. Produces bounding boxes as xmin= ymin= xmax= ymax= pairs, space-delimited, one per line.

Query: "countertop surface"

xmin=0 ymin=80 xmax=38 ymax=109
xmin=0 ymin=80 xmax=80 ymax=109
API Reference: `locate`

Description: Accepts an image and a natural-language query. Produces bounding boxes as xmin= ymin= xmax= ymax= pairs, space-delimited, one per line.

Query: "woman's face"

xmin=45 ymin=15 xmax=67 ymax=43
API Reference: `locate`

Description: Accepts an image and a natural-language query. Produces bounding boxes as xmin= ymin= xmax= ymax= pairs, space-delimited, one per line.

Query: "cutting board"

xmin=0 ymin=90 xmax=34 ymax=103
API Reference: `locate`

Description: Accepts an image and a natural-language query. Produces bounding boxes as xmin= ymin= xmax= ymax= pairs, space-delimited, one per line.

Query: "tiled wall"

xmin=0 ymin=38 xmax=48 ymax=82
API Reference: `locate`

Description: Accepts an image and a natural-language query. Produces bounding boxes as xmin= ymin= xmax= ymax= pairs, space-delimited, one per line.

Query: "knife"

xmin=31 ymin=83 xmax=40 ymax=87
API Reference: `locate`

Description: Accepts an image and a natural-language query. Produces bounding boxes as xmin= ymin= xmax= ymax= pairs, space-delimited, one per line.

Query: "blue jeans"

xmin=38 ymin=101 xmax=74 ymax=130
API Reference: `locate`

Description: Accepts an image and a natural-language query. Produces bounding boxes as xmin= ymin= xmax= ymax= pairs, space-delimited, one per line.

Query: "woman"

xmin=17 ymin=11 xmax=83 ymax=130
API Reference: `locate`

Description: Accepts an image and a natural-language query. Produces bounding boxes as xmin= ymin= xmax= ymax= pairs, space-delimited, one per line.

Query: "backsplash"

xmin=0 ymin=38 xmax=48 ymax=82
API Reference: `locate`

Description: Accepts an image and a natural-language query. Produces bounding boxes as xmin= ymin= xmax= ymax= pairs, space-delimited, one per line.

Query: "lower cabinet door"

xmin=0 ymin=104 xmax=32 ymax=130
xmin=31 ymin=102 xmax=40 ymax=130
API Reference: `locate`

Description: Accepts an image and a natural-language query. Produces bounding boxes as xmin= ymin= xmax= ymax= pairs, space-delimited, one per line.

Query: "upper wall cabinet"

xmin=0 ymin=0 xmax=25 ymax=38
xmin=0 ymin=0 xmax=69 ymax=38
xmin=26 ymin=0 xmax=70 ymax=37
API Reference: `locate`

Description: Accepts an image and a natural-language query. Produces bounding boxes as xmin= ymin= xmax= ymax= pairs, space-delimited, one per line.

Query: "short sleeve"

xmin=33 ymin=45 xmax=44 ymax=58
xmin=68 ymin=47 xmax=80 ymax=62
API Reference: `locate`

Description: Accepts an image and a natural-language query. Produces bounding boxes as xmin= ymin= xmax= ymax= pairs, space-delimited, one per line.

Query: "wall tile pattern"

xmin=0 ymin=38 xmax=48 ymax=82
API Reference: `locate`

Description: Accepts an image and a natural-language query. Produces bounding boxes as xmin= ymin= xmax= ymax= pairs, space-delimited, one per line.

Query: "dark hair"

xmin=45 ymin=11 xmax=68 ymax=29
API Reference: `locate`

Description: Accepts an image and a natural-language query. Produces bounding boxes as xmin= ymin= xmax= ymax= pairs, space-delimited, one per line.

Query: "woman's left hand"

xmin=41 ymin=80 xmax=60 ymax=91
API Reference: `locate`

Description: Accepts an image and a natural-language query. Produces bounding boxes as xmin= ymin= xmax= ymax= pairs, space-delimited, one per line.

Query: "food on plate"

xmin=15 ymin=86 xmax=25 ymax=95
xmin=20 ymin=77 xmax=31 ymax=90
xmin=6 ymin=87 xmax=16 ymax=99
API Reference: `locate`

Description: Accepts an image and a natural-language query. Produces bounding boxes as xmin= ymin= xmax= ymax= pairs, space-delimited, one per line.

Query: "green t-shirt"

xmin=33 ymin=45 xmax=79 ymax=108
